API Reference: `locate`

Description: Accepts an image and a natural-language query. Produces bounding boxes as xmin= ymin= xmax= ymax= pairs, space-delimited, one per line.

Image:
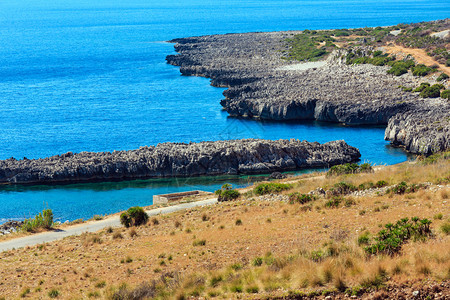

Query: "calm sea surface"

xmin=0 ymin=0 xmax=448 ymax=223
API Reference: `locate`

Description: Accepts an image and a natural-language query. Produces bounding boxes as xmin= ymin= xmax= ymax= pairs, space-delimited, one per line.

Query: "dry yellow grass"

xmin=0 ymin=159 xmax=449 ymax=299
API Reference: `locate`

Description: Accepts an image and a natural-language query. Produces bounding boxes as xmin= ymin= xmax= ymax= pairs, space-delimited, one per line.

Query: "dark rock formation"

xmin=166 ymin=33 xmax=449 ymax=154
xmin=0 ymin=221 xmax=23 ymax=235
xmin=385 ymin=102 xmax=449 ymax=155
xmin=0 ymin=139 xmax=360 ymax=185
xmin=269 ymin=172 xmax=287 ymax=180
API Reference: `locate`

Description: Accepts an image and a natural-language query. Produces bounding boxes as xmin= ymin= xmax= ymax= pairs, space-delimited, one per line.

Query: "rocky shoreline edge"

xmin=0 ymin=139 xmax=360 ymax=185
xmin=166 ymin=31 xmax=449 ymax=155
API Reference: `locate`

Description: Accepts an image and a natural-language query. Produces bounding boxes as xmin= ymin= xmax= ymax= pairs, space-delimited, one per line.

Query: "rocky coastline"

xmin=166 ymin=32 xmax=449 ymax=154
xmin=0 ymin=139 xmax=360 ymax=185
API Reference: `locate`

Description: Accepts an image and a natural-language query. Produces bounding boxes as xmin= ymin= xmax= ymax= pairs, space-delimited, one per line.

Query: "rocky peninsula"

xmin=166 ymin=27 xmax=449 ymax=154
xmin=0 ymin=139 xmax=360 ymax=185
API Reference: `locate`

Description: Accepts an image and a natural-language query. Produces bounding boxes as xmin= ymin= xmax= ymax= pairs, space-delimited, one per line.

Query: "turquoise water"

xmin=0 ymin=0 xmax=448 ymax=223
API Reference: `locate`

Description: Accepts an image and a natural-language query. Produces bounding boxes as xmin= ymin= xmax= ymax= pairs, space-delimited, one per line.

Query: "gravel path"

xmin=0 ymin=198 xmax=217 ymax=252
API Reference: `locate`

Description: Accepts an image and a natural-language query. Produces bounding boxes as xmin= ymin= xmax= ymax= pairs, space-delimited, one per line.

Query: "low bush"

xmin=327 ymin=163 xmax=372 ymax=176
xmin=441 ymin=89 xmax=450 ymax=99
xmin=387 ymin=181 xmax=408 ymax=194
xmin=364 ymin=217 xmax=432 ymax=255
xmin=21 ymin=209 xmax=54 ymax=232
xmin=357 ymin=232 xmax=371 ymax=245
xmin=325 ymin=196 xmax=343 ymax=208
xmin=375 ymin=180 xmax=388 ymax=188
xmin=387 ymin=60 xmax=415 ymax=76
xmin=288 ymin=192 xmax=316 ymax=204
xmin=193 ymin=239 xmax=206 ymax=246
xmin=252 ymin=257 xmax=263 ymax=266
xmin=441 ymin=222 xmax=450 ymax=235
xmin=411 ymin=64 xmax=436 ymax=76
xmin=215 ymin=184 xmax=240 ymax=202
xmin=120 ymin=206 xmax=149 ymax=228
xmin=387 ymin=181 xmax=424 ymax=195
xmin=437 ymin=72 xmax=449 ymax=81
xmin=399 ymin=85 xmax=413 ymax=92
xmin=413 ymin=82 xmax=430 ymax=92
xmin=328 ymin=182 xmax=358 ymax=196
xmin=48 ymin=289 xmax=60 ymax=298
xmin=419 ymin=84 xmax=445 ymax=98
xmin=253 ymin=182 xmax=293 ymax=195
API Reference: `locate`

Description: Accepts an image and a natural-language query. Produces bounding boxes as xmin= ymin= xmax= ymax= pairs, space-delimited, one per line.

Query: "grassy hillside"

xmin=0 ymin=155 xmax=449 ymax=299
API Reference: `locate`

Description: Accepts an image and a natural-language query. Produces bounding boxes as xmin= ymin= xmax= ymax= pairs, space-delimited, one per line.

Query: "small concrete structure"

xmin=153 ymin=190 xmax=212 ymax=205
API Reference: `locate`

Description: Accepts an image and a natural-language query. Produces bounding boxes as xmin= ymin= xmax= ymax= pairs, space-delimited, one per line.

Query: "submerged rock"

xmin=167 ymin=32 xmax=449 ymax=154
xmin=0 ymin=139 xmax=360 ymax=185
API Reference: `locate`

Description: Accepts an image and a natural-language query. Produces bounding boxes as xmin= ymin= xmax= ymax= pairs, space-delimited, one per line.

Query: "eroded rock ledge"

xmin=166 ymin=32 xmax=449 ymax=154
xmin=0 ymin=139 xmax=360 ymax=185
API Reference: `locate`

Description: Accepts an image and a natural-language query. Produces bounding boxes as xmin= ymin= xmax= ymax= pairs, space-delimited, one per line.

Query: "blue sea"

xmin=0 ymin=0 xmax=448 ymax=223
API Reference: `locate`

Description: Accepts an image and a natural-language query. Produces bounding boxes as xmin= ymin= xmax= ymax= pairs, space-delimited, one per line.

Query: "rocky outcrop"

xmin=0 ymin=139 xmax=360 ymax=185
xmin=167 ymin=32 xmax=450 ymax=154
xmin=385 ymin=102 xmax=450 ymax=155
xmin=0 ymin=221 xmax=23 ymax=235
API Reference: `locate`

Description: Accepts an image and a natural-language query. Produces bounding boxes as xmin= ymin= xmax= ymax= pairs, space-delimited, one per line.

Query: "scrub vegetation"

xmin=0 ymin=154 xmax=449 ymax=299
xmin=284 ymin=19 xmax=450 ymax=100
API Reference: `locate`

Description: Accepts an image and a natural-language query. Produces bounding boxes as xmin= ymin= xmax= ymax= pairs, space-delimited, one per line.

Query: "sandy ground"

xmin=276 ymin=61 xmax=327 ymax=71
xmin=384 ymin=44 xmax=450 ymax=76
xmin=431 ymin=29 xmax=450 ymax=39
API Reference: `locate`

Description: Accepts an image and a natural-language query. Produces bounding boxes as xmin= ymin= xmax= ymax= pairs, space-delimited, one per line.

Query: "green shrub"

xmin=364 ymin=217 xmax=432 ymax=255
xmin=288 ymin=192 xmax=316 ymax=204
xmin=419 ymin=84 xmax=445 ymax=98
xmin=252 ymin=257 xmax=263 ymax=266
xmin=310 ymin=250 xmax=324 ymax=262
xmin=20 ymin=288 xmax=30 ymax=298
xmin=253 ymin=182 xmax=292 ymax=195
xmin=413 ymin=82 xmax=430 ymax=92
xmin=246 ymin=286 xmax=259 ymax=293
xmin=387 ymin=60 xmax=415 ymax=76
xmin=215 ymin=184 xmax=240 ymax=202
xmin=411 ymin=64 xmax=436 ymax=76
xmin=48 ymin=289 xmax=60 ymax=298
xmin=441 ymin=222 xmax=450 ymax=235
xmin=399 ymin=85 xmax=413 ymax=92
xmin=285 ymin=33 xmax=330 ymax=61
xmin=192 ymin=239 xmax=206 ymax=246
xmin=437 ymin=72 xmax=449 ymax=81
xmin=325 ymin=196 xmax=343 ymax=208
xmin=388 ymin=181 xmax=408 ymax=194
xmin=210 ymin=276 xmax=223 ymax=287
xmin=327 ymin=163 xmax=372 ymax=176
xmin=120 ymin=206 xmax=148 ymax=228
xmin=358 ymin=233 xmax=371 ymax=245
xmin=441 ymin=89 xmax=450 ymax=99
xmin=329 ymin=182 xmax=358 ymax=196
xmin=375 ymin=180 xmax=388 ymax=188
xmin=433 ymin=213 xmax=443 ymax=220
xmin=21 ymin=209 xmax=54 ymax=232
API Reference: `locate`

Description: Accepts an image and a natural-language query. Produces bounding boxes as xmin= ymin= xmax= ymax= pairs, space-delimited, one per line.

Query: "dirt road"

xmin=0 ymin=198 xmax=217 ymax=252
xmin=385 ymin=44 xmax=450 ymax=75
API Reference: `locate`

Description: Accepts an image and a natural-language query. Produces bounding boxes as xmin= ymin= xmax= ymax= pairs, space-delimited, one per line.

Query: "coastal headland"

xmin=166 ymin=19 xmax=450 ymax=155
xmin=0 ymin=139 xmax=360 ymax=185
